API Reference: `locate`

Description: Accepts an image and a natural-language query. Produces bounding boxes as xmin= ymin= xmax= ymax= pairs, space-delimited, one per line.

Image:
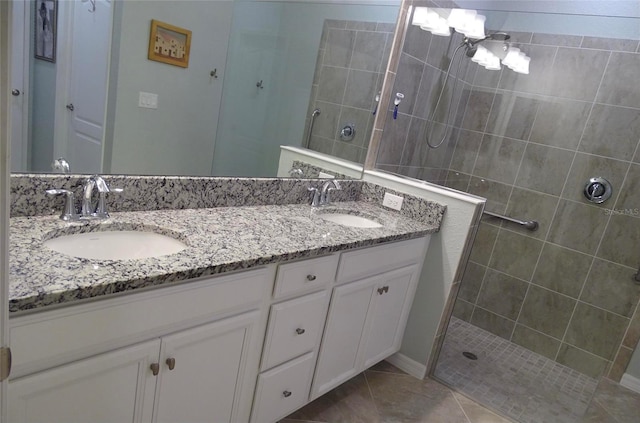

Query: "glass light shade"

xmin=501 ymin=47 xmax=521 ymax=69
xmin=463 ymin=14 xmax=486 ymax=39
xmin=484 ymin=55 xmax=501 ymax=70
xmin=412 ymin=7 xmax=430 ymax=26
xmin=426 ymin=17 xmax=451 ymax=36
xmin=512 ymin=56 xmax=530 ymax=74
xmin=448 ymin=9 xmax=477 ymax=34
xmin=471 ymin=45 xmax=490 ymax=64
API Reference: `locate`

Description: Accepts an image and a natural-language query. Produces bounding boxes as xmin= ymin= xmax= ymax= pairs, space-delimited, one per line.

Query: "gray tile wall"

xmin=446 ymin=36 xmax=640 ymax=380
xmin=377 ymin=7 xmax=640 ymax=382
xmin=306 ymin=19 xmax=395 ymax=164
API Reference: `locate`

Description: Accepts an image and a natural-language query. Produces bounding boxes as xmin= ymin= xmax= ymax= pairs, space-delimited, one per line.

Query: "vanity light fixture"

xmin=411 ymin=7 xmax=531 ymax=74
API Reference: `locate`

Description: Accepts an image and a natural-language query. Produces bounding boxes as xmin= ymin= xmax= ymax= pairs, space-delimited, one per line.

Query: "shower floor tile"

xmin=434 ymin=317 xmax=599 ymax=423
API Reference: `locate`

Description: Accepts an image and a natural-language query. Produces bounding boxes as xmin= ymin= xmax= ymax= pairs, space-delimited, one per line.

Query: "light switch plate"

xmin=138 ymin=92 xmax=158 ymax=109
xmin=382 ymin=192 xmax=403 ymax=211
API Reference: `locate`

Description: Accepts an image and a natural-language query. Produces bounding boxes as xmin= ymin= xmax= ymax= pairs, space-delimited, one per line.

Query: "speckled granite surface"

xmin=10 ymin=201 xmax=440 ymax=313
xmin=10 ymin=174 xmax=362 ymax=217
xmin=291 ymin=161 xmax=350 ymax=179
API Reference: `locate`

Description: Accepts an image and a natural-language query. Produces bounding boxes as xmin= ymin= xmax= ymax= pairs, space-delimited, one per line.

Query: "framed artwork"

xmin=34 ymin=0 xmax=57 ymax=62
xmin=148 ymin=19 xmax=192 ymax=68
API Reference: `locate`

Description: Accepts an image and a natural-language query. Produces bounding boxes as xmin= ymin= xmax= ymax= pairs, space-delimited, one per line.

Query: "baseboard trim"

xmin=386 ymin=352 xmax=427 ymax=379
xmin=620 ymin=373 xmax=640 ymax=394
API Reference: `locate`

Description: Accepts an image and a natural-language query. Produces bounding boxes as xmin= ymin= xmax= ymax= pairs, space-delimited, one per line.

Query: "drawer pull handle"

xmin=306 ymin=274 xmax=317 ymax=281
xmin=295 ymin=328 xmax=305 ymax=335
xmin=150 ymin=363 xmax=160 ymax=376
xmin=283 ymin=390 xmax=292 ymax=398
xmin=166 ymin=357 xmax=176 ymax=370
xmin=377 ymin=286 xmax=390 ymax=295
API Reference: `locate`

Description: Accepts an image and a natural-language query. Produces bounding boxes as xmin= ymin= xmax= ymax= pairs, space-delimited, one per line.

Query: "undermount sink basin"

xmin=316 ymin=211 xmax=383 ymax=228
xmin=44 ymin=230 xmax=187 ymax=260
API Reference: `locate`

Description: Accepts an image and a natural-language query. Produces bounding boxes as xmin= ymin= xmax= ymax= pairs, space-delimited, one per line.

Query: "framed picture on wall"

xmin=34 ymin=0 xmax=57 ymax=62
xmin=148 ymin=19 xmax=192 ymax=68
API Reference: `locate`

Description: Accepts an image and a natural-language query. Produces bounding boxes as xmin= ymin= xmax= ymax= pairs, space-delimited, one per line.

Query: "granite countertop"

xmin=9 ymin=201 xmax=440 ymax=313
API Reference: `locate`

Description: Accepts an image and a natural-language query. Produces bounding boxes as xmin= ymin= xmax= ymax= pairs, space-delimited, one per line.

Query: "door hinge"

xmin=0 ymin=347 xmax=12 ymax=382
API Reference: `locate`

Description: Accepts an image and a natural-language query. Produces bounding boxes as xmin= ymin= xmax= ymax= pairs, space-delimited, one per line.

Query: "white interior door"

xmin=10 ymin=0 xmax=28 ymax=172
xmin=55 ymin=0 xmax=112 ymax=173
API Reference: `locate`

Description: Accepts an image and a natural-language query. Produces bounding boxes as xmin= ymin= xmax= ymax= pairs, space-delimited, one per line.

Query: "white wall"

xmin=107 ymin=1 xmax=233 ymax=176
xmin=455 ymin=0 xmax=640 ymax=39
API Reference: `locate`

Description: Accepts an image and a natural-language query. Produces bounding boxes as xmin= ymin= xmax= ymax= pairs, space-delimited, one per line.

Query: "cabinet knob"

xmin=295 ymin=328 xmax=305 ymax=335
xmin=377 ymin=287 xmax=385 ymax=295
xmin=166 ymin=357 xmax=176 ymax=370
xmin=282 ymin=390 xmax=292 ymax=398
xmin=150 ymin=363 xmax=160 ymax=376
xmin=306 ymin=274 xmax=317 ymax=281
xmin=384 ymin=286 xmax=389 ymax=293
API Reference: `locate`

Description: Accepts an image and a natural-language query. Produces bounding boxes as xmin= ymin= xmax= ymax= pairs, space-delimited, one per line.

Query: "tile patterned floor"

xmin=281 ymin=360 xmax=513 ymax=423
xmin=434 ymin=317 xmax=599 ymax=423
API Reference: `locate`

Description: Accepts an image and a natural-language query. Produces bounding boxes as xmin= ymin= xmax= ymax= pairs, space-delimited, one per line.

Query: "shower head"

xmin=486 ymin=32 xmax=511 ymax=41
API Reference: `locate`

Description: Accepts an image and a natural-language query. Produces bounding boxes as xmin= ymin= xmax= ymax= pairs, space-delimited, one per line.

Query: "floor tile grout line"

xmin=362 ymin=370 xmax=382 ymax=421
xmin=450 ymin=390 xmax=474 ymax=423
xmin=593 ymin=398 xmax=623 ymax=423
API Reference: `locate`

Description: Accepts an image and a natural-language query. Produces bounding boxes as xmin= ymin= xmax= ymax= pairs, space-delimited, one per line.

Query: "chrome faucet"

xmin=308 ymin=179 xmax=342 ymax=207
xmin=320 ymin=179 xmax=341 ymax=205
xmin=82 ymin=175 xmax=111 ymax=219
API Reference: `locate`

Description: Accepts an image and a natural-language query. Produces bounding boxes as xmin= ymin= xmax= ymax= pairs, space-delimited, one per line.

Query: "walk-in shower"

xmin=375 ymin=3 xmax=640 ymax=423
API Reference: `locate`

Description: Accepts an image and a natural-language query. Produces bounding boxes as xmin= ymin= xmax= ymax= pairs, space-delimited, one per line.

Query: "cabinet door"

xmin=8 ymin=339 xmax=160 ymax=423
xmin=310 ymin=277 xmax=376 ymax=399
xmin=361 ymin=265 xmax=418 ymax=369
xmin=153 ymin=311 xmax=261 ymax=423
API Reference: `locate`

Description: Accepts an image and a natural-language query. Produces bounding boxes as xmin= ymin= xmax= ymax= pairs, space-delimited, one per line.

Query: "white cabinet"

xmin=311 ymin=262 xmax=424 ymax=399
xmin=153 ymin=311 xmax=261 ymax=423
xmin=8 ymin=340 xmax=160 ymax=423
xmin=9 ymin=310 xmax=262 ymax=423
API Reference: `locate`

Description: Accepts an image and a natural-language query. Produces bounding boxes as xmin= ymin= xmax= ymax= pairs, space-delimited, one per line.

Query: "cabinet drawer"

xmin=251 ymin=352 xmax=315 ymax=423
xmin=336 ymin=236 xmax=429 ymax=284
xmin=261 ymin=290 xmax=329 ymax=371
xmin=273 ymin=254 xmax=338 ymax=299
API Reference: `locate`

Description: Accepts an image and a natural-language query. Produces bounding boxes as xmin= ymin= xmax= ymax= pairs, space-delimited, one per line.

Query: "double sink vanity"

xmin=6 ymin=174 xmax=445 ymax=423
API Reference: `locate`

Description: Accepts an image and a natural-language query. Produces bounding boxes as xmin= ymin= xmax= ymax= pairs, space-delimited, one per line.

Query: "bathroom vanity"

xmin=6 ymin=181 xmax=443 ymax=423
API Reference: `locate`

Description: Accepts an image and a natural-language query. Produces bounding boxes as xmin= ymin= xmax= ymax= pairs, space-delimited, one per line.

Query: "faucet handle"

xmin=308 ymin=186 xmax=321 ymax=207
xmin=46 ymin=189 xmax=79 ymax=221
xmin=95 ymin=187 xmax=123 ymax=217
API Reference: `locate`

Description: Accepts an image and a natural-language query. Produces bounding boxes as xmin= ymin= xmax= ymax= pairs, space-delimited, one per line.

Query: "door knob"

xmin=66 ymin=103 xmax=75 ymax=111
xmin=11 ymin=89 xmax=20 ymax=96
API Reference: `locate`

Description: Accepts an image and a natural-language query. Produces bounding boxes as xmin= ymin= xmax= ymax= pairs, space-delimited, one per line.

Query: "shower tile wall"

xmin=377 ymin=15 xmax=640 ymax=381
xmin=306 ymin=20 xmax=395 ymax=164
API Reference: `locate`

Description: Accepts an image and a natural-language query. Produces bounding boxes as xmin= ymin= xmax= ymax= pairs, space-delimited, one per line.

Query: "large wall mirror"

xmin=9 ymin=0 xmax=401 ymax=177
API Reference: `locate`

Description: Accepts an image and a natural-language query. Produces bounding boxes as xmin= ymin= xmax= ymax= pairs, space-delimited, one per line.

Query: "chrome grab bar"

xmin=304 ymin=108 xmax=321 ymax=148
xmin=483 ymin=211 xmax=539 ymax=231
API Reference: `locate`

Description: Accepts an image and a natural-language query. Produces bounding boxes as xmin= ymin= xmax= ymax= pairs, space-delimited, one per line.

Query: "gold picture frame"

xmin=148 ymin=19 xmax=192 ymax=68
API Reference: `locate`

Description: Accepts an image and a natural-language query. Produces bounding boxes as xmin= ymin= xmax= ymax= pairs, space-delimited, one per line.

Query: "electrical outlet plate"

xmin=383 ymin=192 xmax=403 ymax=211
xmin=138 ymin=92 xmax=158 ymax=109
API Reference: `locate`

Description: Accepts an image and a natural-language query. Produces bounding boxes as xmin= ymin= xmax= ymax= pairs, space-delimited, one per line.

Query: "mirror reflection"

xmin=10 ymin=0 xmax=400 ymax=177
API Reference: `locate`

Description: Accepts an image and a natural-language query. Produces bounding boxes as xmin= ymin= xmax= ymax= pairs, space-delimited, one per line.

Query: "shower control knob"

xmin=584 ymin=177 xmax=612 ymax=204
